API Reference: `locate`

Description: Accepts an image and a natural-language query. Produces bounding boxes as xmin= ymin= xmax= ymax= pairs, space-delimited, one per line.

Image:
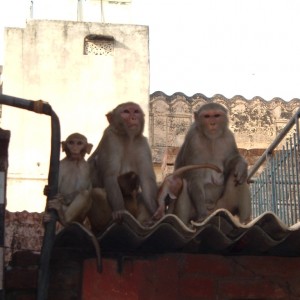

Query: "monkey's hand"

xmin=152 ymin=205 xmax=165 ymax=220
xmin=43 ymin=185 xmax=50 ymax=196
xmin=43 ymin=212 xmax=53 ymax=223
xmin=112 ymin=209 xmax=128 ymax=223
xmin=47 ymin=197 xmax=64 ymax=211
xmin=233 ymin=160 xmax=248 ymax=185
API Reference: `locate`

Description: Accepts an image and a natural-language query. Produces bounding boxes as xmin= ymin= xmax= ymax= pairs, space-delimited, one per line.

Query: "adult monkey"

xmin=88 ymin=102 xmax=157 ymax=229
xmin=44 ymin=132 xmax=93 ymax=226
xmin=175 ymin=102 xmax=251 ymax=223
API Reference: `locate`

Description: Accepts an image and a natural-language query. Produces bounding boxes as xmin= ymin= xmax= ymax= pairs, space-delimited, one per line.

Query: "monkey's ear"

xmin=106 ymin=112 xmax=113 ymax=124
xmin=86 ymin=143 xmax=93 ymax=154
xmin=61 ymin=141 xmax=67 ymax=152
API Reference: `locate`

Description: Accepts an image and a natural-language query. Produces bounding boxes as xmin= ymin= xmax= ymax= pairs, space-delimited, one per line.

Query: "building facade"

xmin=2 ymin=19 xmax=149 ymax=212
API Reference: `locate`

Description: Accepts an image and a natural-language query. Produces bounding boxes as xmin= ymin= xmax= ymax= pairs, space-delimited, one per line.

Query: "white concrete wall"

xmin=2 ymin=20 xmax=149 ymax=212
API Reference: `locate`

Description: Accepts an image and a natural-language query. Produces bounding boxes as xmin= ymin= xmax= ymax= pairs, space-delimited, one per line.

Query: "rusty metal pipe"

xmin=0 ymin=94 xmax=60 ymax=300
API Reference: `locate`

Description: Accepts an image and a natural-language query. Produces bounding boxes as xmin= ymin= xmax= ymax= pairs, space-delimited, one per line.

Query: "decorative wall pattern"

xmin=84 ymin=34 xmax=114 ymax=56
xmin=150 ymin=91 xmax=300 ymax=164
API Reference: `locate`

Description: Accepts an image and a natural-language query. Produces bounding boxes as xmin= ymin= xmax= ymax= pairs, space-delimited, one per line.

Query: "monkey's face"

xmin=120 ymin=104 xmax=142 ymax=127
xmin=66 ymin=137 xmax=87 ymax=160
xmin=199 ymin=109 xmax=227 ymax=139
xmin=119 ymin=103 xmax=144 ymax=136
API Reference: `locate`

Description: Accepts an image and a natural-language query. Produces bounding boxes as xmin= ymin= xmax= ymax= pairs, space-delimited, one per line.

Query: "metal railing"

xmin=0 ymin=94 xmax=61 ymax=300
xmin=248 ymin=108 xmax=300 ymax=226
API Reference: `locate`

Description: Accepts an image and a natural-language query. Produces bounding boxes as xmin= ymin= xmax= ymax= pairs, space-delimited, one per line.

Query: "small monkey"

xmin=175 ymin=102 xmax=251 ymax=223
xmin=44 ymin=133 xmax=93 ymax=226
xmin=88 ymin=102 xmax=158 ymax=230
xmin=153 ymin=164 xmax=222 ymax=224
xmin=87 ymin=171 xmax=143 ymax=233
xmin=117 ymin=171 xmax=140 ymax=217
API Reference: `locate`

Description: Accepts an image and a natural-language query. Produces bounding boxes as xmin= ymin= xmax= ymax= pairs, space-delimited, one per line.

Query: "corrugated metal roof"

xmin=54 ymin=209 xmax=300 ymax=257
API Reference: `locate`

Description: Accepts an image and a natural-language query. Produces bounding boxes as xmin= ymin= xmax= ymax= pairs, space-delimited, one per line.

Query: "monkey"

xmin=87 ymin=171 xmax=143 ymax=233
xmin=174 ymin=102 xmax=251 ymax=224
xmin=211 ymin=157 xmax=252 ymax=223
xmin=153 ymin=164 xmax=222 ymax=224
xmin=117 ymin=171 xmax=140 ymax=218
xmin=88 ymin=102 xmax=158 ymax=230
xmin=118 ymin=171 xmax=140 ymax=196
xmin=44 ymin=133 xmax=93 ymax=226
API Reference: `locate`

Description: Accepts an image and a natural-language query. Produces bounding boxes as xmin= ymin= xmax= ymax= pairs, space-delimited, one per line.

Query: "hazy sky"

xmin=1 ymin=0 xmax=300 ymax=212
xmin=1 ymin=0 xmax=300 ymax=100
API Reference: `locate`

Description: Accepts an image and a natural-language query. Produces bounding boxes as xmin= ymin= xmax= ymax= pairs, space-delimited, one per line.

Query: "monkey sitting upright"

xmin=87 ymin=102 xmax=158 ymax=232
xmin=175 ymin=102 xmax=251 ymax=224
xmin=44 ymin=132 xmax=93 ymax=226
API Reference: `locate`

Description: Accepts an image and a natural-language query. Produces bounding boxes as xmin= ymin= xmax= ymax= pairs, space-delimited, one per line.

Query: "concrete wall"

xmin=2 ymin=20 xmax=149 ymax=212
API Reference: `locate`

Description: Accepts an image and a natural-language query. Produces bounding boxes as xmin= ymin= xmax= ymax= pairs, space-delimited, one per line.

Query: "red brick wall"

xmin=5 ymin=251 xmax=300 ymax=299
xmin=82 ymin=254 xmax=300 ymax=300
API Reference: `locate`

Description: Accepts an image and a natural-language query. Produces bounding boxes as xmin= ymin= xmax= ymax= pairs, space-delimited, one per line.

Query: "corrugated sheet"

xmin=54 ymin=209 xmax=300 ymax=257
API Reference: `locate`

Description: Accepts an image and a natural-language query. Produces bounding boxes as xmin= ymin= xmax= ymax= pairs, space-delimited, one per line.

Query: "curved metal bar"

xmin=0 ymin=94 xmax=61 ymax=300
xmin=248 ymin=107 xmax=300 ymax=180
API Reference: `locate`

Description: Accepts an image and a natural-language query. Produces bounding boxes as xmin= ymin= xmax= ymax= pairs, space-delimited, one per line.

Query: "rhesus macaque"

xmin=153 ymin=164 xmax=221 ymax=224
xmin=88 ymin=102 xmax=158 ymax=230
xmin=87 ymin=171 xmax=142 ymax=232
xmin=44 ymin=133 xmax=93 ymax=226
xmin=175 ymin=102 xmax=251 ymax=224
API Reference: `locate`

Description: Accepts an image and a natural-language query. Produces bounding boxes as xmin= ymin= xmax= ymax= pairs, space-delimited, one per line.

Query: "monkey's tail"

xmin=172 ymin=163 xmax=222 ymax=177
xmin=72 ymin=222 xmax=102 ymax=273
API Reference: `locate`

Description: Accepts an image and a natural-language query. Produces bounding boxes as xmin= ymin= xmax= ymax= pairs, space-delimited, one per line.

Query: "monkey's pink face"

xmin=200 ymin=109 xmax=226 ymax=137
xmin=66 ymin=138 xmax=86 ymax=160
xmin=120 ymin=104 xmax=143 ymax=130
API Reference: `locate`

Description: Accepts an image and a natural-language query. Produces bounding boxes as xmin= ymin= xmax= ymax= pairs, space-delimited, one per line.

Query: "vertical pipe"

xmin=280 ymin=151 xmax=286 ymax=223
xmin=292 ymin=128 xmax=300 ymax=223
xmin=270 ymin=154 xmax=278 ymax=215
xmin=37 ymin=111 xmax=60 ymax=300
xmin=0 ymin=94 xmax=61 ymax=300
xmin=262 ymin=168 xmax=270 ymax=211
xmin=0 ymin=129 xmax=10 ymax=300
xmin=290 ymin=135 xmax=297 ymax=222
xmin=285 ymin=139 xmax=293 ymax=224
xmin=284 ymin=149 xmax=288 ymax=223
xmin=253 ymin=179 xmax=258 ymax=217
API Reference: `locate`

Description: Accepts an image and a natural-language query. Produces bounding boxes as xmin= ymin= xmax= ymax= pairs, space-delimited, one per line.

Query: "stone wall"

xmin=150 ymin=92 xmax=300 ymax=178
xmin=5 ymin=211 xmax=44 ymax=265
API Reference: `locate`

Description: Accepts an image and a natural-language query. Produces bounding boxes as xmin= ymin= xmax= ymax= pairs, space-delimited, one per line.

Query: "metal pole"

xmin=248 ymin=107 xmax=300 ymax=180
xmin=0 ymin=129 xmax=10 ymax=300
xmin=0 ymin=94 xmax=61 ymax=300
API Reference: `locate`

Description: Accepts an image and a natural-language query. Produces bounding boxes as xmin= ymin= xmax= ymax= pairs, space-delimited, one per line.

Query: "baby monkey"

xmin=44 ymin=132 xmax=93 ymax=226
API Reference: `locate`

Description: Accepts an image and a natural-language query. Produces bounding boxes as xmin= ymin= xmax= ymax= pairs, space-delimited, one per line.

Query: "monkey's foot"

xmin=142 ymin=219 xmax=157 ymax=227
xmin=192 ymin=215 xmax=208 ymax=224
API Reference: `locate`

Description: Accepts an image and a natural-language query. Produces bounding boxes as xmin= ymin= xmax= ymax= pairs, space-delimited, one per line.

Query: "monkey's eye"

xmin=214 ymin=114 xmax=221 ymax=118
xmin=204 ymin=114 xmax=211 ymax=118
xmin=123 ymin=109 xmax=130 ymax=114
xmin=134 ymin=109 xmax=140 ymax=114
xmin=67 ymin=140 xmax=83 ymax=146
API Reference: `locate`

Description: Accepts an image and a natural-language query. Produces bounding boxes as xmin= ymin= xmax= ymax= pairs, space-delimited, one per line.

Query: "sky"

xmin=1 ymin=0 xmax=300 ymax=100
xmin=1 ymin=0 xmax=300 ymax=212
